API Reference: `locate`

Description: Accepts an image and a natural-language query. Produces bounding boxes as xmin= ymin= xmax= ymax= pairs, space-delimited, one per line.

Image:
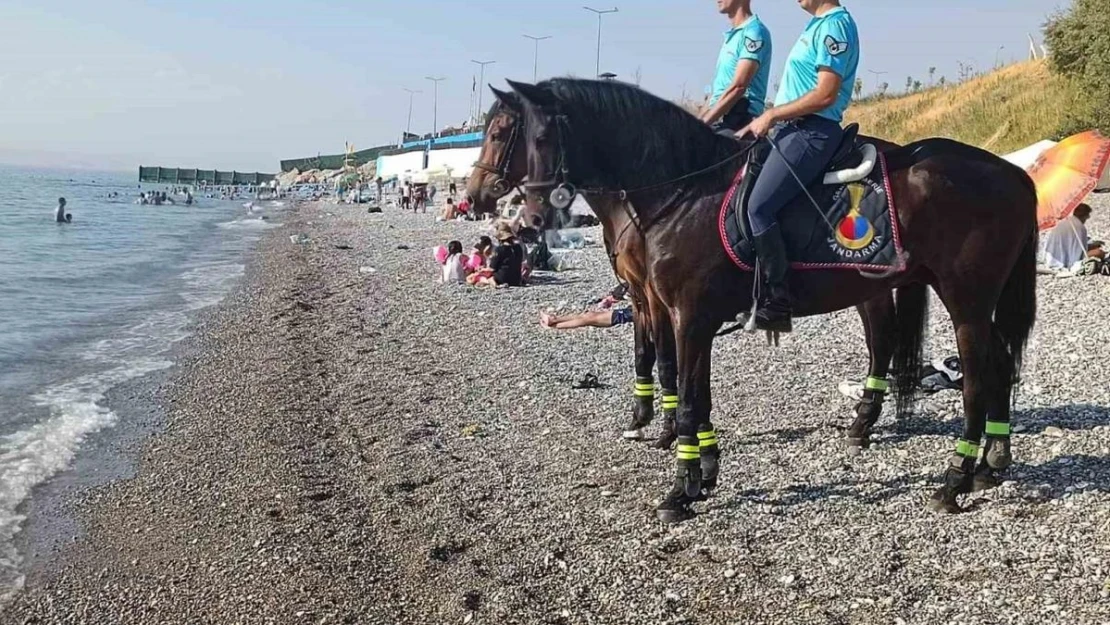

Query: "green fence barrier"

xmin=139 ymin=167 xmax=275 ymax=186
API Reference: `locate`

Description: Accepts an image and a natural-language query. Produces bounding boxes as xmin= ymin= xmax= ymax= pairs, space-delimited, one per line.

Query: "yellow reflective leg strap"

xmin=634 ymin=378 xmax=655 ymax=398
xmin=985 ymin=421 xmax=1010 ymax=437
xmin=676 ymin=444 xmax=700 ymax=461
xmin=661 ymin=395 xmax=679 ymax=410
xmin=865 ymin=377 xmax=890 ymax=392
xmin=697 ymin=429 xmax=718 ymax=448
xmin=955 ymin=438 xmax=980 ymax=459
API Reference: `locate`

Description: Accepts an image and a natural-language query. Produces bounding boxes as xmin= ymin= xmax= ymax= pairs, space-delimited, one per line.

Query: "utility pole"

xmin=402 ymin=88 xmax=421 ymax=136
xmin=424 ymin=76 xmax=446 ymax=136
xmin=867 ymin=69 xmax=887 ymax=93
xmin=583 ymin=6 xmax=618 ymax=78
xmin=523 ymin=35 xmax=552 ymax=81
xmin=471 ymin=60 xmax=496 ymax=122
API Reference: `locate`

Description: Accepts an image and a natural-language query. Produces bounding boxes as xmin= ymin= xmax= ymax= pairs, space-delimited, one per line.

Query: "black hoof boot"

xmin=653 ymin=406 xmax=678 ymax=450
xmin=657 ymin=438 xmax=701 ymax=523
xmin=972 ymin=463 xmax=1002 ymax=492
xmin=696 ymin=428 xmax=720 ymax=500
xmin=623 ymin=393 xmax=655 ymax=441
xmin=846 ymin=393 xmax=884 ymax=450
xmin=656 ymin=486 xmax=699 ymax=524
xmin=929 ymin=455 xmax=976 ymax=514
xmin=984 ymin=437 xmax=1013 ymax=471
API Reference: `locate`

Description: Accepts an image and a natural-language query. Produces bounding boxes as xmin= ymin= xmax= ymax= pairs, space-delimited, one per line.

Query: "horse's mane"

xmin=539 ymin=78 xmax=745 ymax=195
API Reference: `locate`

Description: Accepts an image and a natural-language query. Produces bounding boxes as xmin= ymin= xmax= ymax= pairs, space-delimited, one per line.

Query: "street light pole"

xmin=867 ymin=69 xmax=887 ymax=92
xmin=471 ymin=60 xmax=496 ymax=121
xmin=424 ymin=76 xmax=446 ymax=136
xmin=583 ymin=6 xmax=618 ymax=78
xmin=402 ymin=88 xmax=421 ymax=135
xmin=522 ymin=35 xmax=552 ymax=81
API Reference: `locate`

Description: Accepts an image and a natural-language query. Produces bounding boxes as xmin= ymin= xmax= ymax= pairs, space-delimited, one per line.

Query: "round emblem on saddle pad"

xmin=834 ymin=184 xmax=876 ymax=251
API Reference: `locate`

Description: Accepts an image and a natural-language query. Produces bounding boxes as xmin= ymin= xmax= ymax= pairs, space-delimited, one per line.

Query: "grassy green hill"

xmin=844 ymin=60 xmax=1080 ymax=154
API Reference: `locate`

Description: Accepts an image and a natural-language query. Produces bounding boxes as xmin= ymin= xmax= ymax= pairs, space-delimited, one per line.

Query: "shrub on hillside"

xmin=1045 ymin=0 xmax=1110 ymax=134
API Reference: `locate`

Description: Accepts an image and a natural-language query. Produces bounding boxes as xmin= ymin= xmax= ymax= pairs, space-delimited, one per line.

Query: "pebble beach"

xmin=6 ymin=195 xmax=1110 ymax=624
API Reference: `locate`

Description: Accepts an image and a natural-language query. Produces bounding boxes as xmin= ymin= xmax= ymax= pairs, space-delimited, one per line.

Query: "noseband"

xmin=472 ymin=112 xmax=523 ymax=198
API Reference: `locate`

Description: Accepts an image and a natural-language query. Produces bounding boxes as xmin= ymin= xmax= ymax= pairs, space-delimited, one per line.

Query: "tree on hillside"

xmin=928 ymin=67 xmax=936 ymax=86
xmin=938 ymin=76 xmax=947 ymax=88
xmin=958 ymin=62 xmax=974 ymax=83
xmin=905 ymin=76 xmax=913 ymax=93
xmin=1045 ymin=0 xmax=1110 ymax=133
xmin=913 ymin=80 xmax=922 ymax=92
xmin=878 ymin=82 xmax=889 ymax=97
xmin=854 ymin=77 xmax=863 ymax=100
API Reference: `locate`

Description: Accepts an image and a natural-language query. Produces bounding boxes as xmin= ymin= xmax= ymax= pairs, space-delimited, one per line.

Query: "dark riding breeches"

xmin=747 ymin=115 xmax=844 ymax=236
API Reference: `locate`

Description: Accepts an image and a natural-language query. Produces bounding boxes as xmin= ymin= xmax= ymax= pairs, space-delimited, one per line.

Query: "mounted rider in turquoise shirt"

xmin=701 ymin=0 xmax=772 ymax=135
xmin=737 ymin=0 xmax=860 ymax=333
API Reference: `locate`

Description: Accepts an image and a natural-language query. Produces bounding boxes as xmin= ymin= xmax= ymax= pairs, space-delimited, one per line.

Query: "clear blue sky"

xmin=0 ymin=0 xmax=1069 ymax=172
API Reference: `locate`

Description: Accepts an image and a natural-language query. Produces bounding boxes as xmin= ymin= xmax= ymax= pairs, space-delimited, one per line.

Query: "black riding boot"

xmin=752 ymin=224 xmax=793 ymax=333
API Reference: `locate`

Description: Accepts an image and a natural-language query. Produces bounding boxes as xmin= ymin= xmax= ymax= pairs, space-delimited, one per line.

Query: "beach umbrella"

xmin=1028 ymin=130 xmax=1110 ymax=231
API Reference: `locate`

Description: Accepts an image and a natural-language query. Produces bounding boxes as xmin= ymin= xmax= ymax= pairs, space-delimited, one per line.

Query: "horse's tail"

xmin=892 ymin=282 xmax=929 ymax=419
xmin=994 ymin=226 xmax=1038 ymax=391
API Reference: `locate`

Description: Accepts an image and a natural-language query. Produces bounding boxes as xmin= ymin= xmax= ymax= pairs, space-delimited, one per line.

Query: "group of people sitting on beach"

xmin=435 ymin=223 xmax=529 ymax=287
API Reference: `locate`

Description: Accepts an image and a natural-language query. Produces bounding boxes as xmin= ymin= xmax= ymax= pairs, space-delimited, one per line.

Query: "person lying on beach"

xmin=540 ymin=306 xmax=634 ymax=330
xmin=539 ymin=283 xmax=633 ymax=329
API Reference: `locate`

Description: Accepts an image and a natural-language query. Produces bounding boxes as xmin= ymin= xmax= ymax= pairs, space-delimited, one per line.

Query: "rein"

xmin=524 ymin=113 xmax=755 ymax=256
xmin=472 ymin=111 xmax=524 ymax=198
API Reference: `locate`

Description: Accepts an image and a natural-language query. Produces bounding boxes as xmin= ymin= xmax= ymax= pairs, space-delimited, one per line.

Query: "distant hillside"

xmin=844 ymin=60 xmax=1080 ymax=155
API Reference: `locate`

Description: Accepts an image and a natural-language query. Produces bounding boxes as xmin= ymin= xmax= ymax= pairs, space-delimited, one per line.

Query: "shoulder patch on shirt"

xmin=744 ymin=37 xmax=764 ymax=53
xmin=824 ymin=35 xmax=849 ymax=56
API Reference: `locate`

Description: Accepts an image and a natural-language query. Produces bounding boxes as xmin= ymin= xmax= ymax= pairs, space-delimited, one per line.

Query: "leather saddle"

xmin=733 ymin=123 xmax=871 ymax=246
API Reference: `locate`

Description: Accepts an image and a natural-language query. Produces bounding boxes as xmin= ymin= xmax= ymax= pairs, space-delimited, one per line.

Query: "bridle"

xmin=521 ymin=108 xmax=755 ymax=250
xmin=471 ymin=109 xmax=524 ymax=199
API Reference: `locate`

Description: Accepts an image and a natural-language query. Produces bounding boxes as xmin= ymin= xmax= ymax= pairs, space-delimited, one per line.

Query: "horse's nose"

xmin=531 ymin=214 xmax=545 ymax=230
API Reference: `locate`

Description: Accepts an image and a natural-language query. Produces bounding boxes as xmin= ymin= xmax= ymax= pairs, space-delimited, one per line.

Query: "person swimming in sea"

xmin=55 ymin=197 xmax=72 ymax=223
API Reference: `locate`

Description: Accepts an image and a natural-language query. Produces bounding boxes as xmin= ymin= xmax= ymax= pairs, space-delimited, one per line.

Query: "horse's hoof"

xmin=928 ymin=487 xmax=963 ymax=514
xmin=622 ymin=428 xmax=646 ymax=441
xmin=653 ymin=433 xmax=677 ymax=450
xmin=655 ymin=505 xmax=696 ymax=524
xmin=844 ymin=437 xmax=869 ymax=453
xmin=972 ymin=467 xmax=1002 ymax=492
xmin=694 ymin=487 xmax=715 ymax=502
xmin=985 ymin=439 xmax=1013 ymax=470
xmin=972 ymin=475 xmax=1001 ymax=492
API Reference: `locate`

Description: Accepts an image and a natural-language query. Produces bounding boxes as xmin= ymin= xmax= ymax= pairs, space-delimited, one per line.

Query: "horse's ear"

xmin=489 ymin=85 xmax=521 ymax=112
xmin=507 ymin=79 xmax=556 ymax=108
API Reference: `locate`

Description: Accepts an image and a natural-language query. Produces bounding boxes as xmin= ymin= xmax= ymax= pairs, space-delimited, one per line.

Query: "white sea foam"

xmin=0 ymin=356 xmax=171 ymax=599
xmin=217 ymin=218 xmax=280 ymax=231
xmin=0 ymin=256 xmax=247 ymax=598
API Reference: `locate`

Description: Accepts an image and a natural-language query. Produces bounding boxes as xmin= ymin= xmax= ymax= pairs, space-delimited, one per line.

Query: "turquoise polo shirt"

xmin=709 ymin=15 xmax=772 ymax=117
xmin=773 ymin=6 xmax=859 ymax=122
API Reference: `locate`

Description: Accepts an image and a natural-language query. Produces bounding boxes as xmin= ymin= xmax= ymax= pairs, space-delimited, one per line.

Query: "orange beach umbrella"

xmin=1027 ymin=130 xmax=1110 ymax=231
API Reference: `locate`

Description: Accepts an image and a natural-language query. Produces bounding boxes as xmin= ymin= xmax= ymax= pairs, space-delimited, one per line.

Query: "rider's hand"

xmin=737 ymin=111 xmax=776 ymax=139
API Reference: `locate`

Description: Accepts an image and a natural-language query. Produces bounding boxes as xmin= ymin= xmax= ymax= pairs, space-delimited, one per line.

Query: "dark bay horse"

xmin=504 ymin=78 xmax=1037 ymax=522
xmin=468 ymin=95 xmax=923 ymax=453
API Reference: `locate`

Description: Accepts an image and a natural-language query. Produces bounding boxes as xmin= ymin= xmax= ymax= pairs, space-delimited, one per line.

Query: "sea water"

xmin=0 ymin=166 xmax=281 ymax=597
